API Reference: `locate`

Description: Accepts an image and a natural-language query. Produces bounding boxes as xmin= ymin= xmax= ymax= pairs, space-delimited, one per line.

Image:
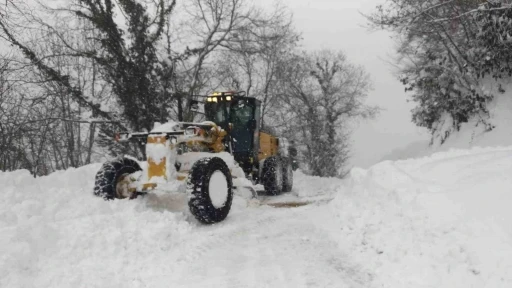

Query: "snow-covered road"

xmin=2 ymin=146 xmax=512 ymax=287
xmin=164 ymin=199 xmax=371 ymax=288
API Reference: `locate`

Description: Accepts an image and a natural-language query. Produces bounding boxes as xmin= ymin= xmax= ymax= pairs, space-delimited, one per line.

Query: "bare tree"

xmin=172 ymin=0 xmax=280 ymax=121
xmin=0 ymin=0 xmax=178 ymax=159
xmin=0 ymin=3 xmax=122 ymax=175
xmin=277 ymin=50 xmax=377 ymax=177
xmin=0 ymin=56 xmax=20 ymax=171
xmin=0 ymin=53 xmax=55 ymax=175
xmin=213 ymin=3 xmax=300 ymax=127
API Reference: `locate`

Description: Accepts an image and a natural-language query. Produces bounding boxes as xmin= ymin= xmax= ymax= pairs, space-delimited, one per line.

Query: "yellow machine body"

xmin=144 ymin=123 xmax=228 ymax=189
xmin=258 ymin=131 xmax=279 ymax=162
xmin=146 ymin=135 xmax=168 ymax=180
xmin=143 ymin=125 xmax=279 ymax=190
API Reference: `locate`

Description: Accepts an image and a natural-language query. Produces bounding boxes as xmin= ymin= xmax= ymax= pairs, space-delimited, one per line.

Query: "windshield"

xmin=204 ymin=101 xmax=230 ymax=125
xmin=230 ymin=102 xmax=253 ymax=127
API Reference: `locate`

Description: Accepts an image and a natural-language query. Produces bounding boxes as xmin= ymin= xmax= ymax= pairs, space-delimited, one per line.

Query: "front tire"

xmin=187 ymin=157 xmax=233 ymax=224
xmin=261 ymin=156 xmax=283 ymax=195
xmin=93 ymin=157 xmax=142 ymax=200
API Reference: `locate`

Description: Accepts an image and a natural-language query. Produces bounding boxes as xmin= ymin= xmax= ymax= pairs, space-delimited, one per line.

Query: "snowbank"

xmin=329 ymin=146 xmax=512 ymax=287
xmin=0 ymin=164 xmax=193 ymax=288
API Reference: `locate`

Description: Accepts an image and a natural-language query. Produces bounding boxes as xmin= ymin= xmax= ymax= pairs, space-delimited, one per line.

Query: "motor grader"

xmin=93 ymin=91 xmax=294 ymax=224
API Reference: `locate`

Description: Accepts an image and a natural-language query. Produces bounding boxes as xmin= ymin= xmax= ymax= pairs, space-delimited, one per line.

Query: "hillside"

xmin=382 ymin=81 xmax=512 ymax=162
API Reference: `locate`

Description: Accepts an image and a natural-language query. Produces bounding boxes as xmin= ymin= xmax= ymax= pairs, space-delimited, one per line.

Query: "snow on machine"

xmin=93 ymin=91 xmax=295 ymax=224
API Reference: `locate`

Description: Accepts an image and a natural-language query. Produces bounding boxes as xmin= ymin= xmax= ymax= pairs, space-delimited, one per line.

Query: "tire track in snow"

xmin=168 ymin=205 xmax=372 ymax=287
xmin=174 ymin=213 xmax=279 ymax=263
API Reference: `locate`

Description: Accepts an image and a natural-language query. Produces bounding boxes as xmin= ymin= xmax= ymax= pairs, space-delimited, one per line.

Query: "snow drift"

xmin=0 ymin=164 xmax=193 ymax=288
xmin=1 ymin=146 xmax=512 ymax=287
xmin=330 ymin=146 xmax=512 ymax=287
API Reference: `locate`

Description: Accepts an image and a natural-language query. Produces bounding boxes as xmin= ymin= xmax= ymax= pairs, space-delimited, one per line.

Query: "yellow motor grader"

xmin=93 ymin=91 xmax=294 ymax=224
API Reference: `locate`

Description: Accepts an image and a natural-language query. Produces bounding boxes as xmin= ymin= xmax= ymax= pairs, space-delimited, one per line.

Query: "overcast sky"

xmin=275 ymin=0 xmax=430 ymax=168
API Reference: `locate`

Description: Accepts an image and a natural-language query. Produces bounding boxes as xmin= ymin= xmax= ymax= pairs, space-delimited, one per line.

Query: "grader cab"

xmin=93 ymin=91 xmax=294 ymax=224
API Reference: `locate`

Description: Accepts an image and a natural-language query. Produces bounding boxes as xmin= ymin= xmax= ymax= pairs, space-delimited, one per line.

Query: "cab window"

xmin=230 ymin=103 xmax=253 ymax=127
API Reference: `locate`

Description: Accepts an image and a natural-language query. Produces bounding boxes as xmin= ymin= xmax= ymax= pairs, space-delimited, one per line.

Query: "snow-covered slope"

xmin=330 ymin=146 xmax=512 ymax=287
xmin=382 ymin=80 xmax=512 ymax=162
xmin=432 ymin=81 xmax=512 ymax=151
xmin=380 ymin=140 xmax=431 ymax=162
xmin=1 ymin=146 xmax=512 ymax=287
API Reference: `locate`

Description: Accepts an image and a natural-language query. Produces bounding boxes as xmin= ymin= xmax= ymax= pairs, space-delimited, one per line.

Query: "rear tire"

xmin=93 ymin=157 xmax=142 ymax=200
xmin=282 ymin=160 xmax=293 ymax=193
xmin=187 ymin=157 xmax=233 ymax=224
xmin=261 ymin=156 xmax=283 ymax=195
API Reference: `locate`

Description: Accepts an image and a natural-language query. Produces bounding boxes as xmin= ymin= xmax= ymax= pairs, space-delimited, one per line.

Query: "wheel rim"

xmin=116 ymin=173 xmax=131 ymax=199
xmin=208 ymin=171 xmax=229 ymax=208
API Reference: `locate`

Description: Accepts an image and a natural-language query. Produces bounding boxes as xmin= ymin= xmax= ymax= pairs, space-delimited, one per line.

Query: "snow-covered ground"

xmin=1 ymin=146 xmax=512 ymax=287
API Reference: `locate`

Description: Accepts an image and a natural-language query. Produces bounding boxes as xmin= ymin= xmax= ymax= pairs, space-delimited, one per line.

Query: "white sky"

xmin=276 ymin=0 xmax=430 ymax=168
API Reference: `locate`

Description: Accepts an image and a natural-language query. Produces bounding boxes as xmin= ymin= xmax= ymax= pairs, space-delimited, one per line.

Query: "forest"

xmin=5 ymin=0 xmax=510 ymax=177
xmin=0 ymin=0 xmax=375 ymax=177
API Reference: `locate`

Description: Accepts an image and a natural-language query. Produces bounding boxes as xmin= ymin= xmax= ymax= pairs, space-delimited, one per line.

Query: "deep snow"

xmin=1 ymin=146 xmax=512 ymax=287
